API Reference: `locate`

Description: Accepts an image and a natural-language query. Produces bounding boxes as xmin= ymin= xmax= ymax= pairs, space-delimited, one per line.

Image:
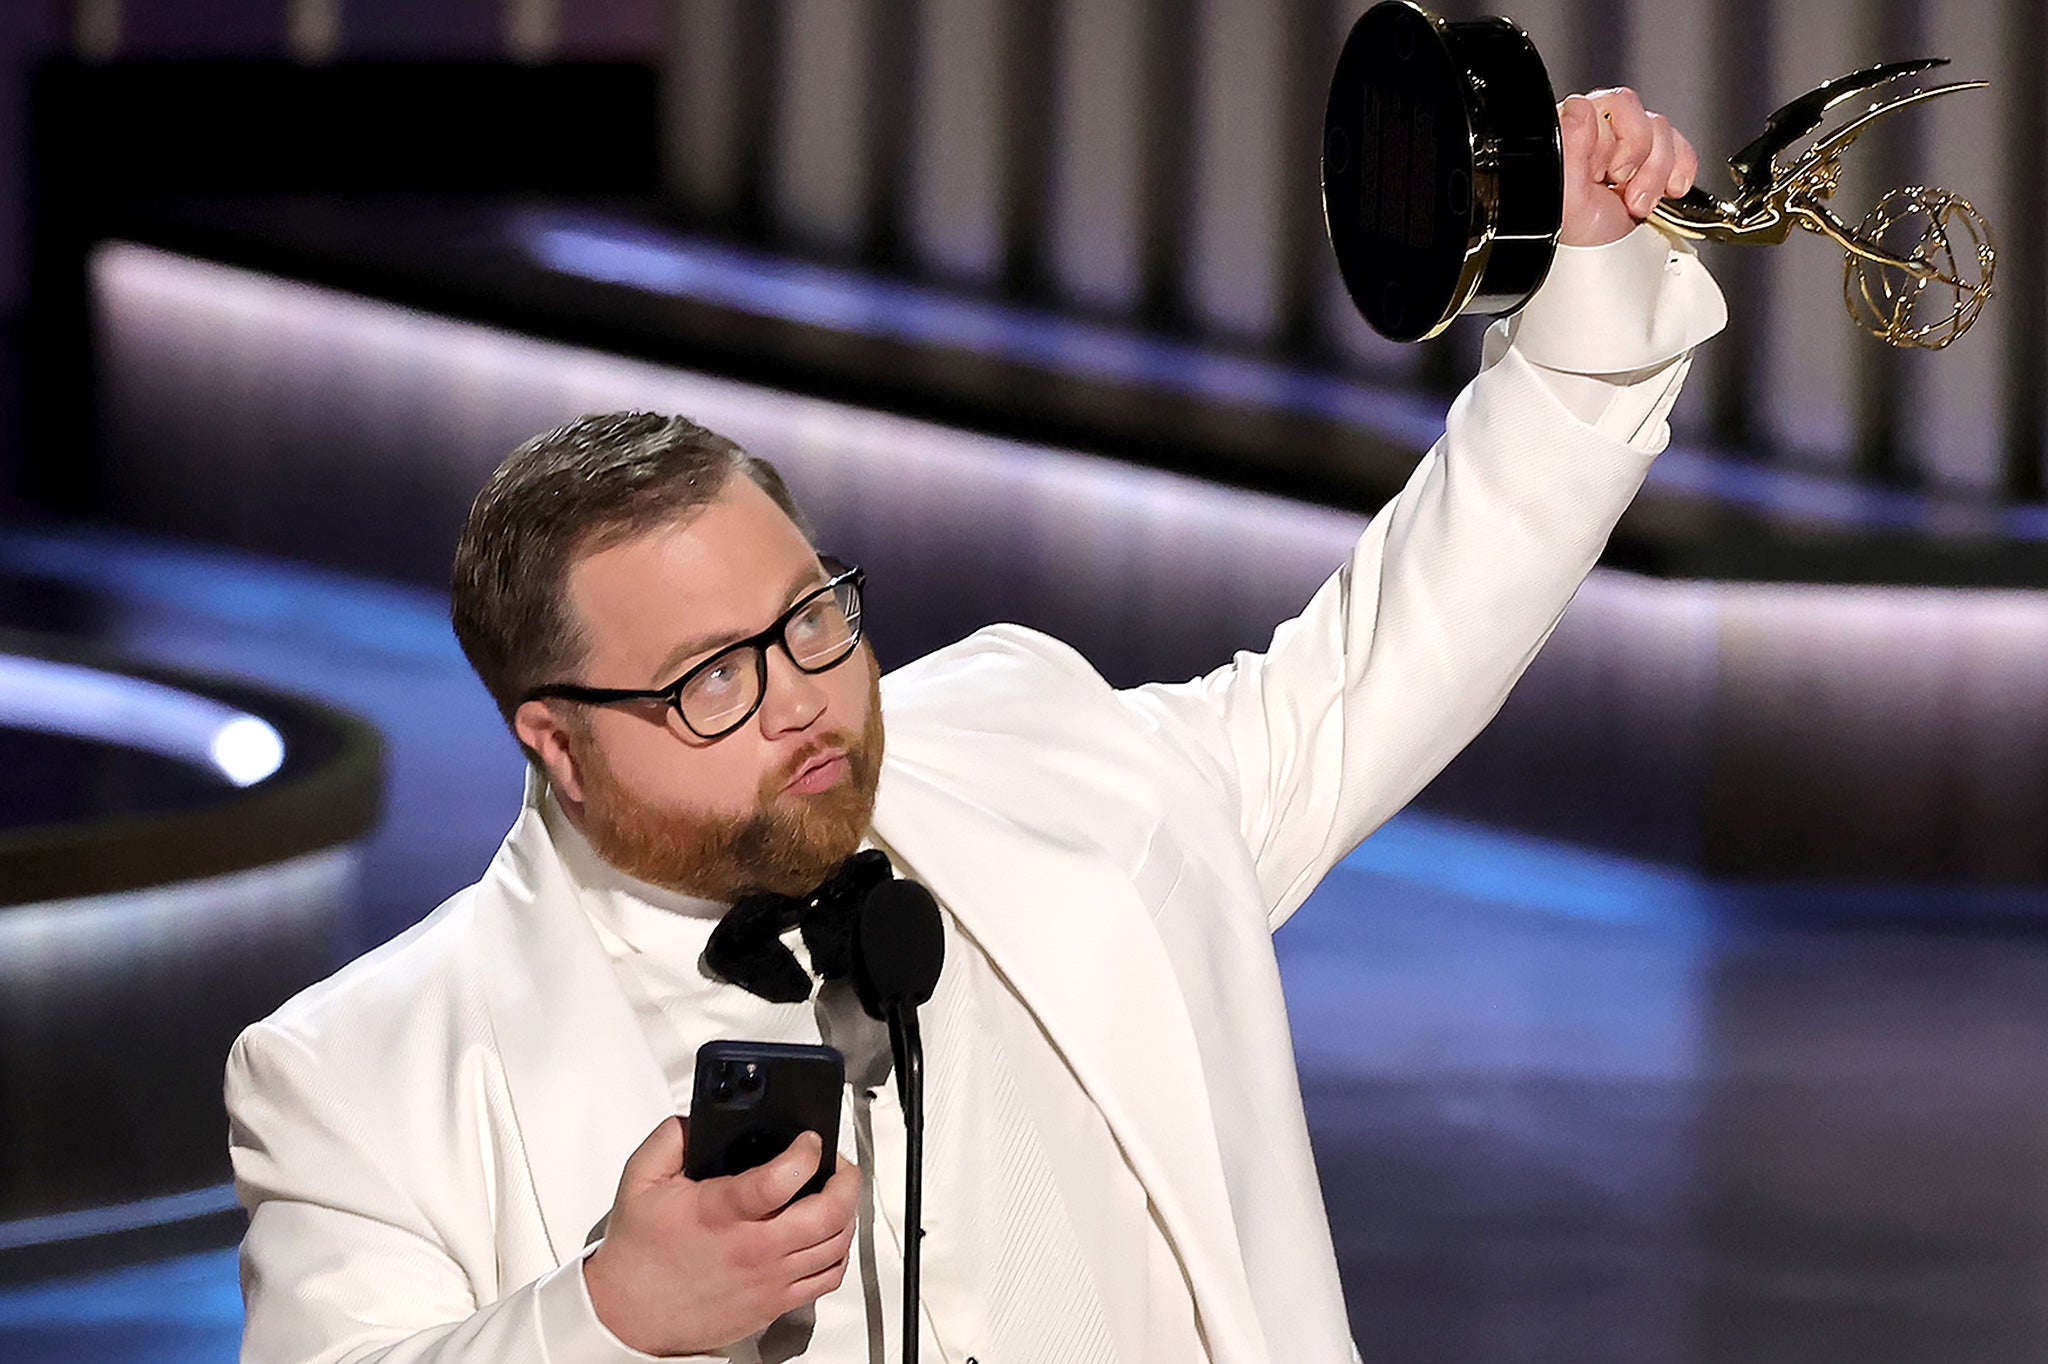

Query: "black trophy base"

xmin=1322 ymin=0 xmax=1563 ymax=343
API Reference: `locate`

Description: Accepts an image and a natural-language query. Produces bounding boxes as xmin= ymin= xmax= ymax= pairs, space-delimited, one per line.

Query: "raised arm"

xmin=1119 ymin=90 xmax=1725 ymax=927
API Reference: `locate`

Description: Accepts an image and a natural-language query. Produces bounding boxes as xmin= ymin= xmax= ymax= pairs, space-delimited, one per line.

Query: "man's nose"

xmin=756 ymin=646 xmax=828 ymax=735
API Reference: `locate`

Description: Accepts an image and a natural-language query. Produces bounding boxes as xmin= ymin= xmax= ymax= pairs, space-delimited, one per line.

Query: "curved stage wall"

xmin=0 ymin=642 xmax=380 ymax=1272
xmin=90 ymin=242 xmax=2048 ymax=889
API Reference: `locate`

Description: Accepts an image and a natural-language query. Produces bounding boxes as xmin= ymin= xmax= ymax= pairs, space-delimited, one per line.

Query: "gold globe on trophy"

xmin=1837 ymin=187 xmax=1993 ymax=350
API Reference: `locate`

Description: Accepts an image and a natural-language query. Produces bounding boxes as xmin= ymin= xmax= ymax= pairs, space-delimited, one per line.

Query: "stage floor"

xmin=5 ymin=523 xmax=2048 ymax=1362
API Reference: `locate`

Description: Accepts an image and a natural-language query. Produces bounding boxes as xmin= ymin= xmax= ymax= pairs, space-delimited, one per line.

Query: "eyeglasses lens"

xmin=786 ymin=582 xmax=861 ymax=669
xmin=674 ymin=577 xmax=863 ymax=737
xmin=678 ymin=649 xmax=765 ymax=735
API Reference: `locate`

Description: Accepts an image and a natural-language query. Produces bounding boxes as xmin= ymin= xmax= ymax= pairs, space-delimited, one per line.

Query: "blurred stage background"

xmin=1 ymin=1 xmax=2047 ymax=1361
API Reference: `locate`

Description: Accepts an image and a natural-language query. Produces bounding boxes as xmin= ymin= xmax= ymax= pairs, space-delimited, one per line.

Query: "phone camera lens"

xmin=734 ymin=1062 xmax=765 ymax=1097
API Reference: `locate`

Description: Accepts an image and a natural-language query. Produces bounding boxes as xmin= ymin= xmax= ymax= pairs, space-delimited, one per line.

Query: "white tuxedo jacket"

xmin=227 ymin=232 xmax=1723 ymax=1364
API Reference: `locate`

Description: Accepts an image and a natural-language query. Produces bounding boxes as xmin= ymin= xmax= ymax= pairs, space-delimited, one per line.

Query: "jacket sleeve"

xmin=227 ymin=1022 xmax=666 ymax=1364
xmin=1115 ymin=225 xmax=1724 ymax=928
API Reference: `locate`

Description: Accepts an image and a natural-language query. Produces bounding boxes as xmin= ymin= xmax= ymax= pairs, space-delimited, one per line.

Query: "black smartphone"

xmin=683 ymin=1040 xmax=845 ymax=1201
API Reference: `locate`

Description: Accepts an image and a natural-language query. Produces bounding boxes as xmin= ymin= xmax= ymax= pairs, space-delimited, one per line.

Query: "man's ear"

xmin=514 ymin=699 xmax=587 ymax=805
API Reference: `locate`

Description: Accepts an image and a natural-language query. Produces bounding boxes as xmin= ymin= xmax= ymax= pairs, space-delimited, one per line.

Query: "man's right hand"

xmin=583 ymin=1116 xmax=860 ymax=1357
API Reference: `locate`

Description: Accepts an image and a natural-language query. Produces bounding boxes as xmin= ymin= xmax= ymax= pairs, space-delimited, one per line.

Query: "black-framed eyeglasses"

xmin=525 ymin=566 xmax=865 ymax=741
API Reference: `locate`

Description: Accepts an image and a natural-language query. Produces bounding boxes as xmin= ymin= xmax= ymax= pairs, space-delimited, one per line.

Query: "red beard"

xmin=576 ymin=664 xmax=886 ymax=901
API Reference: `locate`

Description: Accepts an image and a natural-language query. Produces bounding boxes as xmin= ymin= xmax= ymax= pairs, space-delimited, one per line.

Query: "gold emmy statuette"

xmin=1652 ymin=59 xmax=1996 ymax=350
xmin=1324 ymin=2 xmax=1998 ymax=349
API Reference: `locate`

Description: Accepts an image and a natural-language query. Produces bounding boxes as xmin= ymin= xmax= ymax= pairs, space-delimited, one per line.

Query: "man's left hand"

xmin=1558 ymin=88 xmax=1699 ymax=247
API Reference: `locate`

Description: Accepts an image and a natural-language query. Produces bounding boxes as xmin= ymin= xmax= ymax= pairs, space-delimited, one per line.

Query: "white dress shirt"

xmin=550 ymin=800 xmax=1192 ymax=1364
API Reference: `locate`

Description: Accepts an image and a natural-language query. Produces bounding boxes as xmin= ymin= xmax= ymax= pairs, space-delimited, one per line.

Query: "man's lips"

xmin=783 ymin=749 xmax=849 ymax=795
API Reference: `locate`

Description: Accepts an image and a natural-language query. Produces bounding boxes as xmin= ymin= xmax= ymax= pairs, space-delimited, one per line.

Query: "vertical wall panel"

xmin=119 ymin=0 xmax=285 ymax=54
xmin=997 ymin=0 xmax=1057 ymax=295
xmin=662 ymin=0 xmax=746 ymax=222
xmin=908 ymin=0 xmax=1004 ymax=284
xmin=1565 ymin=0 xmax=1628 ymax=89
xmin=1493 ymin=0 xmax=1573 ymax=93
xmin=1898 ymin=0 xmax=2008 ymax=495
xmin=73 ymin=0 xmax=119 ymax=59
xmin=504 ymin=0 xmax=561 ymax=61
xmin=1049 ymin=0 xmax=1146 ymax=314
xmin=1999 ymin=0 xmax=2047 ymax=501
xmin=1693 ymin=0 xmax=1772 ymax=446
xmin=554 ymin=0 xmax=662 ymax=57
xmin=1133 ymin=0 xmax=1197 ymax=326
xmin=1846 ymin=0 xmax=1918 ymax=485
xmin=861 ymin=0 xmax=919 ymax=268
xmin=1188 ymin=0 xmax=1285 ymax=340
xmin=338 ymin=0 xmax=501 ymax=56
xmin=285 ymin=0 xmax=341 ymax=61
xmin=1754 ymin=0 xmax=1869 ymax=471
xmin=1621 ymin=0 xmax=1721 ymax=439
xmin=774 ymin=0 xmax=877 ymax=257
xmin=1274 ymin=0 xmax=1334 ymax=355
xmin=0 ymin=0 xmax=63 ymax=314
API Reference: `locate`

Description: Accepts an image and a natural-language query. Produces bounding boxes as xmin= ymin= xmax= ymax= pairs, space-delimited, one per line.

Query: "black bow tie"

xmin=702 ymin=849 xmax=895 ymax=1003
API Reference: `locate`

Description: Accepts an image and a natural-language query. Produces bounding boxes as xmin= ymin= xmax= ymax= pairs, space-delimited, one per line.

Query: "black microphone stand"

xmin=851 ymin=877 xmax=944 ymax=1364
xmin=887 ymin=1001 xmax=924 ymax=1364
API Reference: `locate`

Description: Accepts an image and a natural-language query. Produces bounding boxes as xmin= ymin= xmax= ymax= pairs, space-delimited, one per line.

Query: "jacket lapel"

xmin=470 ymin=778 xmax=675 ymax=1264
xmin=872 ymin=758 xmax=1272 ymax=1364
xmin=465 ymin=764 xmax=1278 ymax=1358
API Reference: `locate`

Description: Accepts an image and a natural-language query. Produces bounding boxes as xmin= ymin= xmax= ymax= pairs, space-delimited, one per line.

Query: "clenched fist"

xmin=1558 ymin=87 xmax=1700 ymax=247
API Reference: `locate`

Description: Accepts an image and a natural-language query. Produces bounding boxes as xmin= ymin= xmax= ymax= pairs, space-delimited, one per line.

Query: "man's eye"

xmin=690 ymin=657 xmax=745 ymax=695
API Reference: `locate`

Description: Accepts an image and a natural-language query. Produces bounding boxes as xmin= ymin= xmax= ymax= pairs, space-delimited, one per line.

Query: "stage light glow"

xmin=0 ymin=655 xmax=285 ymax=788
xmin=0 ymin=1185 xmax=240 ymax=1254
xmin=208 ymin=715 xmax=288 ymax=787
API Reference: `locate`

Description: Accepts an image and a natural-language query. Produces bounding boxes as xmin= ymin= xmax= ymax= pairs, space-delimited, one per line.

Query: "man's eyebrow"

xmin=646 ymin=564 xmax=827 ymax=686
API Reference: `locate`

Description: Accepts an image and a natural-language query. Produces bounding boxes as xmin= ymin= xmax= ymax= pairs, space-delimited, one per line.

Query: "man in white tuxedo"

xmin=227 ymin=89 xmax=1724 ymax=1364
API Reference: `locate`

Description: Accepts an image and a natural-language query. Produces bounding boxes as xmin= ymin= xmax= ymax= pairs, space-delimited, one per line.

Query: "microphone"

xmin=850 ymin=879 xmax=944 ymax=1364
xmin=851 ymin=879 xmax=944 ymax=1019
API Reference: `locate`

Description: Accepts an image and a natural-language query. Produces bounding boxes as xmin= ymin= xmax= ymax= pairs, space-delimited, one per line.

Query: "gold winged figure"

xmin=1650 ymin=58 xmax=1996 ymax=349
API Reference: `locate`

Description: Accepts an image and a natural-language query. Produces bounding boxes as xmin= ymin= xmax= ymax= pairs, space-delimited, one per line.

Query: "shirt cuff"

xmin=532 ymin=1245 xmax=725 ymax=1363
xmin=1504 ymin=221 xmax=1727 ymax=374
xmin=1481 ymin=223 xmax=1727 ymax=451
